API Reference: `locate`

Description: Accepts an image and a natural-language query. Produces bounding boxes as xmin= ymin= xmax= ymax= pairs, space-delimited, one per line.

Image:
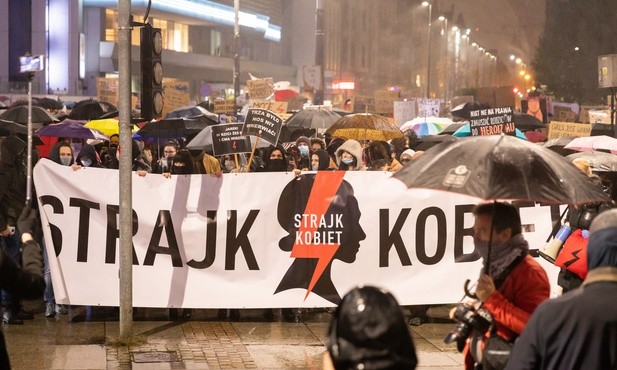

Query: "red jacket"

xmin=463 ymin=255 xmax=550 ymax=369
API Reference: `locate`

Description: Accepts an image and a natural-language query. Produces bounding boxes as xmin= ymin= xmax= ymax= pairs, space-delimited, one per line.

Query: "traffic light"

xmin=140 ymin=24 xmax=163 ymax=120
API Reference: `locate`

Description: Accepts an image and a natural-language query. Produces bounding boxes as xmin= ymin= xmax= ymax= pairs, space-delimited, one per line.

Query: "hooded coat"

xmin=335 ymin=139 xmax=363 ymax=170
xmin=76 ymin=144 xmax=103 ymax=168
xmin=312 ymin=149 xmax=331 ymax=170
xmin=0 ymin=136 xmax=27 ymax=231
xmin=506 ymin=227 xmax=617 ymax=370
xmin=49 ymin=142 xmax=75 ymax=165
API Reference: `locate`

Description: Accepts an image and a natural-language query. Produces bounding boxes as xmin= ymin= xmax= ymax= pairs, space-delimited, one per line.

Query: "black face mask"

xmin=171 ymin=165 xmax=191 ymax=175
xmin=268 ymin=158 xmax=287 ymax=172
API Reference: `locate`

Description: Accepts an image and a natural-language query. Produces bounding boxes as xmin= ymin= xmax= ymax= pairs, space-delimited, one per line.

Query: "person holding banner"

xmin=311 ymin=149 xmax=331 ymax=171
xmin=295 ymin=137 xmax=311 ymax=170
xmin=152 ymin=141 xmax=179 ymax=174
xmin=335 ymin=140 xmax=364 ymax=171
xmin=262 ymin=146 xmax=290 ymax=172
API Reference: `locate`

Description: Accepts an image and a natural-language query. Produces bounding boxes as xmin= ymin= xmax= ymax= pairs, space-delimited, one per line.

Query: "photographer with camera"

xmin=447 ymin=202 xmax=550 ymax=370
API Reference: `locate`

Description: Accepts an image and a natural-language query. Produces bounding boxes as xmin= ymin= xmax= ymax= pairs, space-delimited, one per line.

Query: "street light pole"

xmin=422 ymin=1 xmax=432 ymax=98
xmin=439 ymin=16 xmax=448 ymax=101
xmin=233 ymin=0 xmax=240 ymax=101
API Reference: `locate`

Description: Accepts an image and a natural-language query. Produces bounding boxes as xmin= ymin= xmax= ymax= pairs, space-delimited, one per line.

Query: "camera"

xmin=444 ymin=304 xmax=493 ymax=352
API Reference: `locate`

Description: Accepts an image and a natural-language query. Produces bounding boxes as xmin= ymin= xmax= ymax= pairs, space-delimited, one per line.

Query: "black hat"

xmin=327 ymin=286 xmax=417 ymax=370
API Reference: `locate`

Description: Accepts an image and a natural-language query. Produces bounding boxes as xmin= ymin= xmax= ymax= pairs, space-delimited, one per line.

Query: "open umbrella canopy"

xmin=564 ymin=135 xmax=617 ymax=154
xmin=326 ymin=113 xmax=403 ymax=141
xmin=68 ymin=99 xmax=117 ymax=120
xmin=566 ymin=150 xmax=617 ymax=172
xmin=399 ymin=117 xmax=453 ymax=133
xmin=85 ymin=119 xmax=138 ymax=136
xmin=438 ymin=122 xmax=467 ymax=135
xmin=34 ymin=97 xmax=64 ymax=110
xmin=452 ymin=123 xmax=527 ymax=140
xmin=285 ymin=108 xmax=341 ymax=131
xmin=165 ymin=105 xmax=218 ymax=120
xmin=512 ymin=112 xmax=545 ymax=131
xmin=393 ymin=135 xmax=610 ymax=205
xmin=137 ymin=116 xmax=217 ymax=138
xmin=0 ymin=105 xmax=59 ymax=127
xmin=450 ymin=102 xmax=488 ymax=120
xmin=542 ymin=136 xmax=576 ymax=155
xmin=36 ymin=119 xmax=109 ymax=141
xmin=0 ymin=119 xmax=28 ymax=135
xmin=411 ymin=134 xmax=457 ymax=151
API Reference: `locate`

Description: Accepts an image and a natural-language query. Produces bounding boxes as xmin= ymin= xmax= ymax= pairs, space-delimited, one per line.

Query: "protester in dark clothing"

xmin=152 ymin=141 xmax=179 ymax=174
xmin=169 ymin=149 xmax=194 ymax=175
xmin=49 ymin=141 xmax=75 ymax=166
xmin=310 ymin=137 xmax=326 ymax=153
xmin=76 ymin=144 xmax=103 ymax=168
xmin=311 ymin=149 xmax=331 ymax=170
xmin=295 ymin=136 xmax=311 ymax=170
xmin=263 ymin=146 xmax=290 ymax=172
xmin=0 ymin=205 xmax=45 ymax=369
xmin=506 ymin=209 xmax=617 ymax=370
xmin=323 ymin=286 xmax=418 ymax=370
xmin=129 ymin=139 xmax=151 ymax=173
xmin=0 ymin=135 xmax=31 ymax=324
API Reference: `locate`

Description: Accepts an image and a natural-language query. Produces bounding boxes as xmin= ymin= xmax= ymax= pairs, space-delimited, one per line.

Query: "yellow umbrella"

xmin=85 ymin=119 xmax=138 ymax=136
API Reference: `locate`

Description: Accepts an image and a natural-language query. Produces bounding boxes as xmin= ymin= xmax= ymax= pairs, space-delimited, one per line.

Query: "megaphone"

xmin=539 ymin=223 xmax=571 ymax=263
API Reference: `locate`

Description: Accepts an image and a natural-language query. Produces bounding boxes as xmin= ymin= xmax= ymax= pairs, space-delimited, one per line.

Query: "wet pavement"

xmin=4 ymin=300 xmax=464 ymax=369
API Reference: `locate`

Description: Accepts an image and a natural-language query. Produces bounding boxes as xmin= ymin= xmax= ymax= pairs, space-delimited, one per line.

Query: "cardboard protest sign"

xmin=250 ymin=100 xmax=288 ymax=115
xmin=97 ymin=77 xmax=118 ymax=107
xmin=247 ymin=78 xmax=274 ymax=99
xmin=302 ymin=65 xmax=322 ymax=92
xmin=469 ymin=106 xmax=515 ymax=136
xmin=589 ymin=109 xmax=611 ymax=124
xmin=553 ymin=106 xmax=577 ymax=122
xmin=211 ymin=123 xmax=251 ymax=156
xmin=393 ymin=100 xmax=416 ymax=127
xmin=547 ymin=121 xmax=592 ymax=139
xmin=351 ymin=96 xmax=376 ymax=113
xmin=213 ymin=100 xmax=237 ymax=115
xmin=242 ymin=108 xmax=283 ymax=145
xmin=162 ymin=80 xmax=190 ymax=117
xmin=373 ymin=90 xmax=399 ymax=115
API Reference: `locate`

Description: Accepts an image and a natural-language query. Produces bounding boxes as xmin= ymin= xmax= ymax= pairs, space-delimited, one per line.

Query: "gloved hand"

xmin=17 ymin=205 xmax=38 ymax=236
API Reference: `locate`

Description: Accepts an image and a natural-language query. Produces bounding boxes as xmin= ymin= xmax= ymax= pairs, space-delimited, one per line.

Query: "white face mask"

xmin=60 ymin=157 xmax=72 ymax=166
xmin=342 ymin=157 xmax=354 ymax=165
xmin=80 ymin=158 xmax=92 ymax=167
xmin=312 ymin=164 xmax=319 ymax=171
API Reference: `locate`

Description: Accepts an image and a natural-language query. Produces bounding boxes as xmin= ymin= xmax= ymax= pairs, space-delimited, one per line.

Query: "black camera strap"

xmin=492 ymin=253 xmax=526 ymax=291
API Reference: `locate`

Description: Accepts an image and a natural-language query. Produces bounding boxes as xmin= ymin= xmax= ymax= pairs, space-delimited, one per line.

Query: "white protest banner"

xmin=34 ymin=160 xmax=560 ymax=308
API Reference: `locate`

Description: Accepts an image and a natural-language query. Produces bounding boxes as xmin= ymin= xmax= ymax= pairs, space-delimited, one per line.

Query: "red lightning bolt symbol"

xmin=290 ymin=171 xmax=346 ymax=300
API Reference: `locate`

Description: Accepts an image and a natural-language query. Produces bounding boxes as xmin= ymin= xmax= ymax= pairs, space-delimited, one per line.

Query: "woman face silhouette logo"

xmin=275 ymin=172 xmax=366 ymax=304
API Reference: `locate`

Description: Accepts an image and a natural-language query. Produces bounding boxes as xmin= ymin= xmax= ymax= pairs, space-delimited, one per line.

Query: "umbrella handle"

xmin=463 ymin=279 xmax=478 ymax=299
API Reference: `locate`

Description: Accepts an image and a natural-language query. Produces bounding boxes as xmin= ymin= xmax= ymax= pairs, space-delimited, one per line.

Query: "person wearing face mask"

xmin=450 ymin=202 xmax=549 ymax=370
xmin=263 ymin=146 xmax=289 ymax=172
xmin=49 ymin=141 xmax=75 ymax=167
xmin=295 ymin=136 xmax=311 ymax=171
xmin=167 ymin=149 xmax=194 ymax=176
xmin=335 ymin=139 xmax=363 ymax=171
xmin=75 ymin=144 xmax=103 ymax=168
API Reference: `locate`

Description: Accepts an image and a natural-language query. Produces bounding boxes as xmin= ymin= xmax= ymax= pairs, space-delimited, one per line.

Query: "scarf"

xmin=474 ymin=233 xmax=528 ymax=280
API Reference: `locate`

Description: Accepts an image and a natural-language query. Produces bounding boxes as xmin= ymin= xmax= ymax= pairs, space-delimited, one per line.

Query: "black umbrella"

xmin=591 ymin=123 xmax=615 ymax=137
xmin=566 ymin=151 xmax=617 ymax=172
xmin=68 ymin=99 xmax=117 ymax=120
xmin=34 ymin=97 xmax=64 ymax=110
xmin=136 ymin=116 xmax=217 ymax=138
xmin=0 ymin=119 xmax=28 ymax=135
xmin=285 ymin=109 xmax=341 ymax=130
xmin=542 ymin=137 xmax=576 ymax=156
xmin=393 ymin=135 xmax=610 ymax=205
xmin=165 ymin=105 xmax=218 ymax=120
xmin=438 ymin=123 xmax=467 ymax=135
xmin=411 ymin=134 xmax=457 ymax=151
xmin=0 ymin=105 xmax=59 ymax=128
xmin=450 ymin=102 xmax=487 ymax=120
xmin=512 ymin=112 xmax=545 ymax=131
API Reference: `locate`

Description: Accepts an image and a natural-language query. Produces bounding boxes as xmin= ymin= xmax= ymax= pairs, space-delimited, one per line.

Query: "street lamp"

xmin=422 ymin=1 xmax=432 ymax=98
